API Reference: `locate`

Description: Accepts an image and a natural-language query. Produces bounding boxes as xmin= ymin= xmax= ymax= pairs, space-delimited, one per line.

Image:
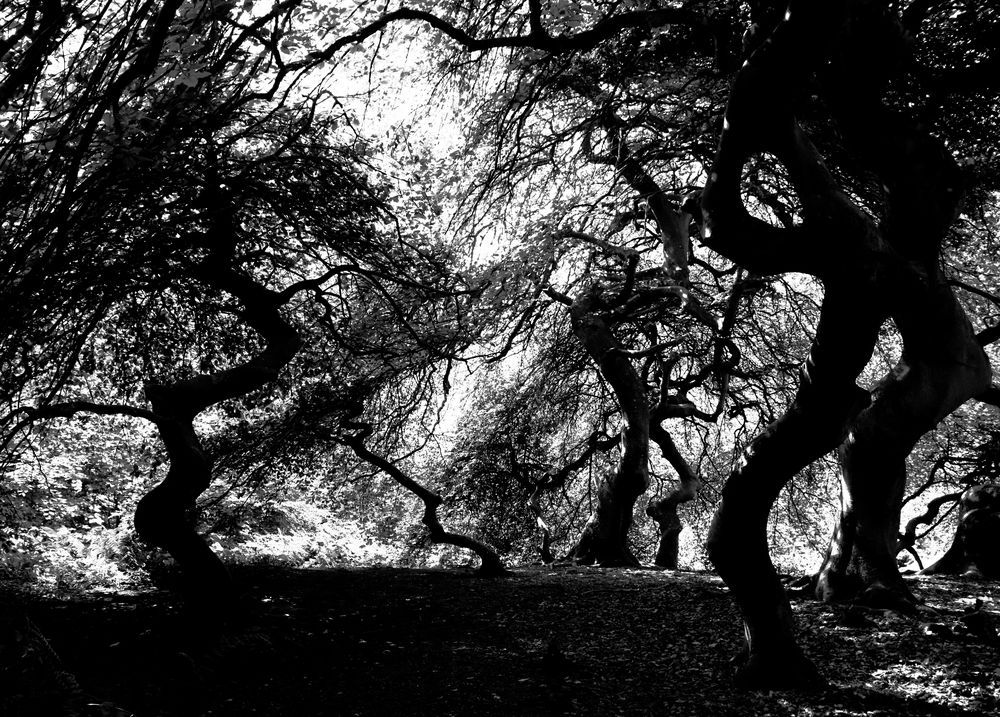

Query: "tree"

xmin=6 ymin=4 xmax=999 ymax=684
xmin=7 ymin=123 xmax=385 ymax=600
xmin=408 ymin=3 xmax=746 ymax=566
xmin=321 ymin=0 xmax=845 ymax=572
xmin=703 ymin=0 xmax=994 ymax=687
xmin=914 ymin=426 xmax=1000 ymax=576
xmin=922 ymin=484 xmax=1000 ymax=578
xmin=1 ymin=0 xmax=391 ymax=600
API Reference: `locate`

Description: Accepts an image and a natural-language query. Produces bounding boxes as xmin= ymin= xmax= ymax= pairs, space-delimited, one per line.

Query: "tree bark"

xmin=341 ymin=409 xmax=508 ymax=576
xmin=923 ymin=485 xmax=1000 ymax=578
xmin=134 ymin=252 xmax=303 ymax=605
xmin=564 ymin=287 xmax=650 ymax=567
xmin=811 ymin=0 xmax=992 ymax=607
xmin=815 ymin=288 xmax=989 ymax=607
xmin=701 ymin=0 xmax=991 ymax=688
xmin=646 ymin=425 xmax=701 ymax=569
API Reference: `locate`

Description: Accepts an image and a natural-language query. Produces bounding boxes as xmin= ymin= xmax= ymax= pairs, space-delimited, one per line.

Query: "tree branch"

xmin=607 ymin=339 xmax=682 ymax=359
xmin=0 ymin=401 xmax=164 ymax=455
xmin=896 ymin=491 xmax=962 ymax=555
xmin=305 ymin=7 xmax=708 ymax=63
xmin=340 ymin=417 xmax=508 ymax=575
xmin=0 ymin=0 xmax=66 ymax=110
xmin=543 ymin=286 xmax=573 ymax=306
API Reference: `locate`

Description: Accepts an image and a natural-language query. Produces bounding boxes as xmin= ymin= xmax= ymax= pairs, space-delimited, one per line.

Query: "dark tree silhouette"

xmin=133 ymin=182 xmax=307 ymax=602
xmin=924 ymin=484 xmax=1000 ymax=579
xmin=703 ymin=0 xmax=992 ymax=688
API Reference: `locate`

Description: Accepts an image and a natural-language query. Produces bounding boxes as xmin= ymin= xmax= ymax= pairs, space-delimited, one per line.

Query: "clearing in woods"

xmin=5 ymin=565 xmax=999 ymax=716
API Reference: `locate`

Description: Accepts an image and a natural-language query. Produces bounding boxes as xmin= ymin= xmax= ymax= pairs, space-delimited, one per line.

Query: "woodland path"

xmin=5 ymin=565 xmax=1000 ymax=716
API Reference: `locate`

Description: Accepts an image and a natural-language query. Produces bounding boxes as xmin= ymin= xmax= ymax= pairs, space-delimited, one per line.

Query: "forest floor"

xmin=3 ymin=564 xmax=1000 ymax=716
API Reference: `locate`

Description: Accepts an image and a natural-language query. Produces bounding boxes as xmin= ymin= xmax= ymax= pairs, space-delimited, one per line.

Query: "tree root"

xmin=732 ymin=645 xmax=826 ymax=691
xmin=853 ymin=583 xmax=918 ymax=616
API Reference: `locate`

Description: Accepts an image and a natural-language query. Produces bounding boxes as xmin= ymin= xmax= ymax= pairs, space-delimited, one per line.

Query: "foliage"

xmin=1 ymin=0 xmax=999 ymax=596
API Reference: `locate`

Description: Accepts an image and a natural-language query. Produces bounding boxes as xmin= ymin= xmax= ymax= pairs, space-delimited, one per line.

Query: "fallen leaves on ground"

xmin=3 ymin=566 xmax=998 ymax=716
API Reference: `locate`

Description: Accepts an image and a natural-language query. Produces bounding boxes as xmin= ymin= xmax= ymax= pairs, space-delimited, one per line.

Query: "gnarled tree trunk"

xmin=646 ymin=425 xmax=701 ymax=569
xmin=701 ymin=0 xmax=990 ymax=688
xmin=808 ymin=0 xmax=992 ymax=608
xmin=564 ymin=286 xmax=650 ymax=567
xmin=815 ymin=289 xmax=989 ymax=606
xmin=527 ymin=483 xmax=556 ymax=564
xmin=646 ymin=497 xmax=682 ymax=568
xmin=340 ymin=404 xmax=508 ymax=576
xmin=923 ymin=484 xmax=1000 ymax=578
xmin=135 ymin=246 xmax=304 ymax=605
xmin=133 ymin=396 xmax=232 ymax=602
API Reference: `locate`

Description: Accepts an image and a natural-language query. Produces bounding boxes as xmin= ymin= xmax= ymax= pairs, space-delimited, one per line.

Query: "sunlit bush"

xmin=207 ymin=500 xmax=403 ymax=568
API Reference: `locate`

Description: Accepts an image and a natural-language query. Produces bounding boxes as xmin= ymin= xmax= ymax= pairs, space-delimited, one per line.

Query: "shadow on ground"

xmin=4 ymin=566 xmax=999 ymax=716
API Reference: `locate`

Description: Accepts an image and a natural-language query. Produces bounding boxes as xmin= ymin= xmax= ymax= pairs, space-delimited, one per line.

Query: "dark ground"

xmin=3 ymin=565 xmax=999 ymax=716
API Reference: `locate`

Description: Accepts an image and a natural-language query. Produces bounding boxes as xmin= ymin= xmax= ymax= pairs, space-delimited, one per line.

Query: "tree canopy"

xmin=3 ymin=0 xmax=1000 ymax=694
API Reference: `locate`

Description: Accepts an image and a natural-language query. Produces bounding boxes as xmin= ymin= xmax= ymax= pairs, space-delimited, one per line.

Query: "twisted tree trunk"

xmin=815 ymin=288 xmax=989 ymax=606
xmin=923 ymin=484 xmax=1000 ymax=578
xmin=808 ymin=0 xmax=991 ymax=608
xmin=564 ymin=286 xmax=650 ymax=567
xmin=702 ymin=0 xmax=990 ymax=688
xmin=527 ymin=483 xmax=556 ymax=564
xmin=134 ymin=251 xmax=303 ymax=605
xmin=341 ymin=408 xmax=508 ymax=576
xmin=646 ymin=426 xmax=701 ymax=569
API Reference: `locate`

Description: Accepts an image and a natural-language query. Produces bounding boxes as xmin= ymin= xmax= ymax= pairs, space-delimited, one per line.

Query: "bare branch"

xmin=0 ymin=400 xmax=164 ymax=455
xmin=304 ymin=7 xmax=708 ymax=64
xmin=543 ymin=286 xmax=573 ymax=306
xmin=340 ymin=414 xmax=507 ymax=575
xmin=951 ymin=278 xmax=1000 ymax=307
xmin=607 ymin=339 xmax=682 ymax=359
xmin=896 ymin=491 xmax=962 ymax=555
